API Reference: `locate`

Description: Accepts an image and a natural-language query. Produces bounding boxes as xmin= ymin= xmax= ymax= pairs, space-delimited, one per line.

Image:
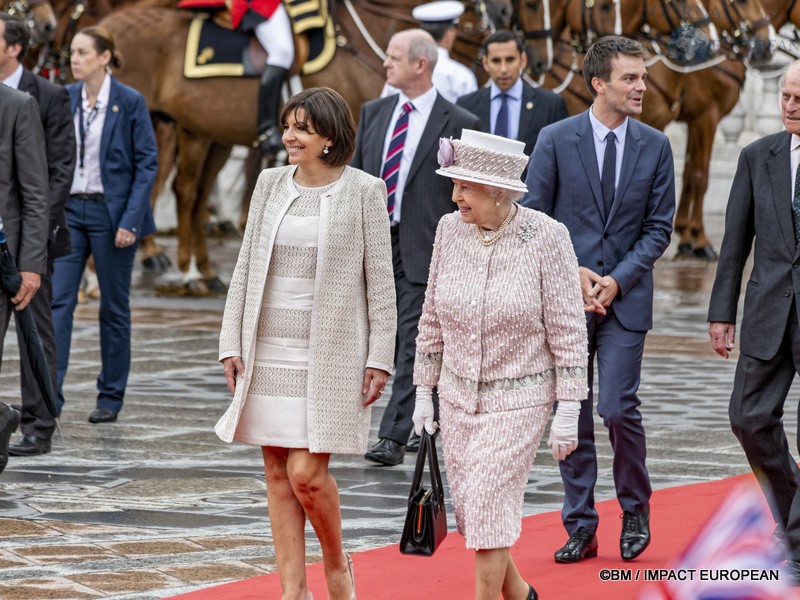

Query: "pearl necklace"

xmin=475 ymin=203 xmax=518 ymax=247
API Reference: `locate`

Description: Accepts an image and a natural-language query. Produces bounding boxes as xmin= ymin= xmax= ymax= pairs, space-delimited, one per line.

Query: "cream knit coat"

xmin=216 ymin=165 xmax=397 ymax=454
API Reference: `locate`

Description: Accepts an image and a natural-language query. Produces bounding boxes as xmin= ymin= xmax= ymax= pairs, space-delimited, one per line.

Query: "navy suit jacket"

xmin=67 ymin=77 xmax=158 ymax=238
xmin=522 ymin=111 xmax=675 ymax=332
xmin=351 ymin=92 xmax=481 ymax=285
xmin=456 ymin=80 xmax=568 ymax=156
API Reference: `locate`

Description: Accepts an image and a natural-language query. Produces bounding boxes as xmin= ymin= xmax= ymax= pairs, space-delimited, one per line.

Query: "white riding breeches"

xmin=254 ymin=4 xmax=295 ymax=70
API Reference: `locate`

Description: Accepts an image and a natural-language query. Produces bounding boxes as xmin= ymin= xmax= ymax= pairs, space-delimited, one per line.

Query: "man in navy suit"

xmin=523 ymin=36 xmax=675 ymax=563
xmin=456 ymin=29 xmax=567 ymax=157
xmin=0 ymin=13 xmax=76 ymax=457
xmin=353 ymin=29 xmax=481 ymax=466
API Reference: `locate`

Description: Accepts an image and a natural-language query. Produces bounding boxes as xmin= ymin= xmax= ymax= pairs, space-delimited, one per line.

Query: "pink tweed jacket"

xmin=414 ymin=206 xmax=588 ymax=414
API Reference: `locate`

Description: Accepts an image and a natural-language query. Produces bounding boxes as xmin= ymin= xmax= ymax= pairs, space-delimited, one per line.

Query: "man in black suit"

xmin=708 ymin=59 xmax=800 ymax=581
xmin=457 ymin=30 xmax=568 ymax=157
xmin=0 ymin=13 xmax=76 ymax=457
xmin=352 ymin=28 xmax=481 ymax=466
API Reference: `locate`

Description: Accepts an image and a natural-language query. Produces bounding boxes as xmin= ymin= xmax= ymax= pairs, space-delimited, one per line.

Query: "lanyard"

xmin=78 ymin=102 xmax=100 ymax=172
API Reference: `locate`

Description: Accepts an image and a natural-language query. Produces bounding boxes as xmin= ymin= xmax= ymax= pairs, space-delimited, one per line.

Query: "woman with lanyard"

xmin=51 ymin=26 xmax=157 ymax=424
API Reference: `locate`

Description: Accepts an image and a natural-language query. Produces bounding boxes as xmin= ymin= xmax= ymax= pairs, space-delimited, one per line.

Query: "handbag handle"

xmin=408 ymin=430 xmax=445 ymax=504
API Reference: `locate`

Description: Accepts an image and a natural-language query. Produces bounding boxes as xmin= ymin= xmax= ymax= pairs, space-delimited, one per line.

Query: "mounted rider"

xmin=231 ymin=0 xmax=295 ymax=155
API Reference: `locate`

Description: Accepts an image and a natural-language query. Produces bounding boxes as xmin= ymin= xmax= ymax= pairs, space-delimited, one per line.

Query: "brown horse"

xmin=514 ymin=0 xmax=774 ymax=258
xmin=88 ymin=0 xmax=511 ymax=294
xmin=4 ymin=0 xmax=56 ymax=46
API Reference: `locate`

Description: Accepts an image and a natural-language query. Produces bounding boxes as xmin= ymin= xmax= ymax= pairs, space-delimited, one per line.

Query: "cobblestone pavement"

xmin=0 ymin=216 xmax=796 ymax=599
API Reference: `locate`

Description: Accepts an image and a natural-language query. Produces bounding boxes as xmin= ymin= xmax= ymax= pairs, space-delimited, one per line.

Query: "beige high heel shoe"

xmin=346 ymin=553 xmax=356 ymax=600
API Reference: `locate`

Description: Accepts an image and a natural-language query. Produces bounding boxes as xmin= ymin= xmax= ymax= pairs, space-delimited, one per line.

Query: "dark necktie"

xmin=601 ymin=131 xmax=617 ymax=219
xmin=494 ymin=93 xmax=509 ymax=138
xmin=381 ymin=102 xmax=413 ymax=223
xmin=794 ymin=159 xmax=800 ymax=244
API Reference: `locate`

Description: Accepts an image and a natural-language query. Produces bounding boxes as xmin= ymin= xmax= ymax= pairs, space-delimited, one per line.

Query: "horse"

xmin=4 ymin=0 xmax=56 ymax=46
xmin=513 ymin=0 xmax=774 ymax=258
xmin=85 ymin=0 xmax=511 ymax=295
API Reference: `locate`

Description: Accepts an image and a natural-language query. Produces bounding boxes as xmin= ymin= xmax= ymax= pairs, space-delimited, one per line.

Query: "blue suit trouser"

xmin=559 ymin=309 xmax=652 ymax=535
xmin=51 ymin=198 xmax=137 ymax=414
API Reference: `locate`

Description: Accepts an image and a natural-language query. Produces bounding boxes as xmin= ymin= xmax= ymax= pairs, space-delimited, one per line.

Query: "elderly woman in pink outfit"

xmin=412 ymin=130 xmax=588 ymax=600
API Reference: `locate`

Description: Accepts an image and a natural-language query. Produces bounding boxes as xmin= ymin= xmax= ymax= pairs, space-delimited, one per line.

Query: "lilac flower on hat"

xmin=438 ymin=137 xmax=455 ymax=168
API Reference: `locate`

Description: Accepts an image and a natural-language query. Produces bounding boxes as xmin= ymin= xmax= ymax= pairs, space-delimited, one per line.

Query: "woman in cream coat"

xmin=413 ymin=131 xmax=587 ymax=600
xmin=217 ymin=87 xmax=396 ymax=600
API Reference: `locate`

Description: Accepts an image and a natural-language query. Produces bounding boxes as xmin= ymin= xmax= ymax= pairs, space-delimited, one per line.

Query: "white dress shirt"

xmin=790 ymin=134 xmax=800 ymax=200
xmin=70 ymin=74 xmax=111 ymax=195
xmin=489 ymin=78 xmax=523 ymax=142
xmin=589 ymin=105 xmax=628 ymax=189
xmin=2 ymin=64 xmax=23 ymax=89
xmin=380 ymin=85 xmax=438 ymax=224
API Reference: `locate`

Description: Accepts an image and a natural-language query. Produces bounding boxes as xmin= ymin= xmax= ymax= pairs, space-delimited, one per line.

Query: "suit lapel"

xmin=518 ymin=84 xmax=536 ymax=142
xmin=607 ymin=119 xmax=642 ymax=225
xmin=766 ymin=132 xmax=796 ymax=255
xmin=17 ymin=70 xmax=37 ymax=101
xmin=100 ymin=78 xmax=122 ymax=168
xmin=406 ymin=94 xmax=449 ymax=185
xmin=370 ymin=96 xmax=399 ymax=175
xmin=576 ymin=112 xmax=605 ymax=217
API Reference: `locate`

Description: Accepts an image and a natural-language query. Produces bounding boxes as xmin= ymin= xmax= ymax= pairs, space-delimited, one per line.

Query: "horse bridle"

xmin=31 ymin=0 xmax=93 ymax=81
xmin=6 ymin=0 xmax=53 ymax=45
xmin=714 ymin=0 xmax=772 ymax=58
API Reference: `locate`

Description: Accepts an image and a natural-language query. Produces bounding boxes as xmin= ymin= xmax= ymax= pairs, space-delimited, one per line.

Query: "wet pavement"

xmin=0 ymin=215 xmax=795 ymax=599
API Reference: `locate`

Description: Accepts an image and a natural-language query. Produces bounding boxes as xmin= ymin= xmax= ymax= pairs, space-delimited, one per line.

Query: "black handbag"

xmin=399 ymin=430 xmax=448 ymax=556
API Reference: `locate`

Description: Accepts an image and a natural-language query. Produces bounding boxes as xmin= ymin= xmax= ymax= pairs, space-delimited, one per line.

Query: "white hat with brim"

xmin=412 ymin=0 xmax=465 ymax=24
xmin=435 ymin=130 xmax=529 ymax=193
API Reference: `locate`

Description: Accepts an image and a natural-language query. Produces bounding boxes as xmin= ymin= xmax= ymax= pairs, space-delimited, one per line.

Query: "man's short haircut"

xmin=0 ymin=13 xmax=30 ymax=61
xmin=481 ymin=30 xmax=525 ymax=57
xmin=583 ymin=36 xmax=649 ymax=97
xmin=403 ymin=29 xmax=439 ymax=74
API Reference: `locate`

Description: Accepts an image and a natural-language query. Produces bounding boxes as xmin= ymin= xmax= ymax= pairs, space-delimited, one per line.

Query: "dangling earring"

xmin=323 ymin=146 xmax=330 ymax=155
xmin=495 ymin=200 xmax=500 ymax=206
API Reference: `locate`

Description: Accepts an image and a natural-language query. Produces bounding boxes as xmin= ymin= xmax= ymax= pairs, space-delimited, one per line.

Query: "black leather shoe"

xmin=0 ymin=403 xmax=21 ymax=475
xmin=88 ymin=408 xmax=118 ymax=423
xmin=554 ymin=527 xmax=598 ymax=563
xmin=620 ymin=506 xmax=651 ymax=561
xmin=525 ymin=584 xmax=538 ymax=599
xmin=9 ymin=435 xmax=51 ymax=456
xmin=364 ymin=438 xmax=405 ymax=466
xmin=406 ymin=433 xmax=421 ymax=453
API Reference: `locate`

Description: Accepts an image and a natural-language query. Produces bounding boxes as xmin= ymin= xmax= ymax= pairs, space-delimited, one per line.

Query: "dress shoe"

xmin=88 ymin=408 xmax=118 ymax=423
xmin=0 ymin=403 xmax=21 ymax=475
xmin=554 ymin=527 xmax=598 ymax=563
xmin=9 ymin=435 xmax=51 ymax=456
xmin=620 ymin=506 xmax=651 ymax=561
xmin=364 ymin=438 xmax=405 ymax=466
xmin=525 ymin=584 xmax=538 ymax=599
xmin=406 ymin=433 xmax=421 ymax=453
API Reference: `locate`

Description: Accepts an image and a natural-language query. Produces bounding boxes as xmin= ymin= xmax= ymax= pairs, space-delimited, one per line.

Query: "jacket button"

xmin=786 ymin=292 xmax=791 ymax=298
xmin=597 ymin=260 xmax=604 ymax=267
xmin=603 ymin=233 xmax=609 ymax=239
xmin=794 ymin=263 xmax=798 ymax=268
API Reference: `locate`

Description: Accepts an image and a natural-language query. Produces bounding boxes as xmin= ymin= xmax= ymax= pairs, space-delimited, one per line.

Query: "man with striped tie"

xmin=352 ymin=28 xmax=481 ymax=466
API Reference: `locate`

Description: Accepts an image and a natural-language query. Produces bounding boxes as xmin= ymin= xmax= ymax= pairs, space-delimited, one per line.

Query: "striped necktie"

xmin=382 ymin=102 xmax=413 ymax=223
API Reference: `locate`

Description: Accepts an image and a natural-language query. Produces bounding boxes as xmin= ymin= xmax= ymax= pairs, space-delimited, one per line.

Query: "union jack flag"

xmin=638 ymin=484 xmax=792 ymax=600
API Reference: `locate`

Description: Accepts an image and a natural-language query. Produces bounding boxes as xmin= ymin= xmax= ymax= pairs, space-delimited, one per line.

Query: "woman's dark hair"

xmin=76 ymin=26 xmax=123 ymax=70
xmin=280 ymin=87 xmax=356 ymax=167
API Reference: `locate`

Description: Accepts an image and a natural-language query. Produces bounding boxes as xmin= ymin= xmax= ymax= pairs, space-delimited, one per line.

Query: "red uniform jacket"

xmin=231 ymin=0 xmax=281 ymax=29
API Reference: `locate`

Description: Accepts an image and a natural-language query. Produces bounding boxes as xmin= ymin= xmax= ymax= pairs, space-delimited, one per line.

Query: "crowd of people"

xmin=2 ymin=0 xmax=800 ymax=598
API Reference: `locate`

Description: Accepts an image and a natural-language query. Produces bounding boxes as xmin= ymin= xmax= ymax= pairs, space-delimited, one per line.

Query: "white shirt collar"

xmin=397 ymin=85 xmax=438 ymax=118
xmin=490 ymin=77 xmax=523 ymax=102
xmin=791 ymin=133 xmax=800 ymax=152
xmin=81 ymin=73 xmax=112 ymax=110
xmin=2 ymin=64 xmax=24 ymax=90
xmin=589 ymin=104 xmax=628 ymax=143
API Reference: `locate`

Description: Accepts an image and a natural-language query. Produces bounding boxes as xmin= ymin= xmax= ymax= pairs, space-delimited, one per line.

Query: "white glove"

xmin=547 ymin=400 xmax=580 ymax=461
xmin=412 ymin=386 xmax=438 ymax=436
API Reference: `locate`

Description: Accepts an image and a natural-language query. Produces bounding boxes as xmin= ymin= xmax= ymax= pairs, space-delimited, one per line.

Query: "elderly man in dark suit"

xmin=0 ymin=12 xmax=76 ymax=457
xmin=352 ymin=28 xmax=481 ymax=466
xmin=523 ymin=36 xmax=675 ymax=564
xmin=0 ymin=81 xmax=49 ymax=475
xmin=457 ymin=29 xmax=568 ymax=157
xmin=708 ymin=59 xmax=800 ymax=583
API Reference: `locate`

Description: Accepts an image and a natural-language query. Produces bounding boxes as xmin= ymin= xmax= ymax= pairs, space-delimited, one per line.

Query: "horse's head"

xmin=471 ymin=0 xmax=514 ymax=31
xmin=4 ymin=0 xmax=57 ymax=45
xmin=707 ymin=0 xmax=775 ymax=66
xmin=512 ymin=0 xmax=563 ymax=78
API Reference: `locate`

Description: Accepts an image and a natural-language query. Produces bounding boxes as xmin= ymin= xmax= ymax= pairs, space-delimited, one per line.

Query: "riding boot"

xmin=255 ymin=65 xmax=288 ymax=157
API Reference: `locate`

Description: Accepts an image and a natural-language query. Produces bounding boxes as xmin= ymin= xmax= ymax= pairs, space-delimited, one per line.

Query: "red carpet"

xmin=170 ymin=473 xmax=799 ymax=599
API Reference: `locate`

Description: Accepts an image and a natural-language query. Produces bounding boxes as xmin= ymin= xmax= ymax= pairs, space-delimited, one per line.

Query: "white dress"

xmin=233 ymin=181 xmax=334 ymax=447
